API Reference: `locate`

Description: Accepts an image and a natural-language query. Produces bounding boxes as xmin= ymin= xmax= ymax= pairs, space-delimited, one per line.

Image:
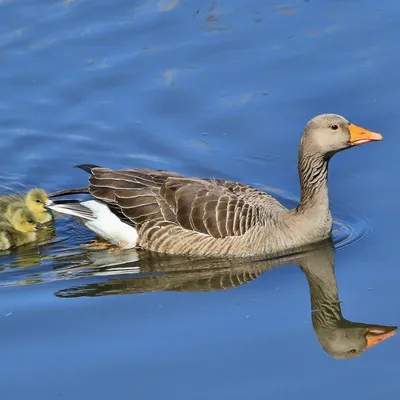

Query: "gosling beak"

xmin=365 ymin=325 xmax=397 ymax=349
xmin=36 ymin=222 xmax=44 ymax=230
xmin=349 ymin=123 xmax=383 ymax=146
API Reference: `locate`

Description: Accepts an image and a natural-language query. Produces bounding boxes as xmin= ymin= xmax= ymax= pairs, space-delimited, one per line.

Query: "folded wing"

xmin=84 ymin=167 xmax=278 ymax=239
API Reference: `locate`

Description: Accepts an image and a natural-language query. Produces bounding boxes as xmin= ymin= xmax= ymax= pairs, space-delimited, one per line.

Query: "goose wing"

xmin=79 ymin=166 xmax=285 ymax=239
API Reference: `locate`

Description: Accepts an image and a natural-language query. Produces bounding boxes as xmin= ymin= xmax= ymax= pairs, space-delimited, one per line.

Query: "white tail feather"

xmin=45 ymin=200 xmax=96 ymax=221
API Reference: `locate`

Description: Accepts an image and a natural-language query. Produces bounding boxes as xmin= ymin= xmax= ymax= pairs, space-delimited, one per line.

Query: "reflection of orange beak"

xmin=366 ymin=326 xmax=397 ymax=349
xmin=349 ymin=124 xmax=383 ymax=146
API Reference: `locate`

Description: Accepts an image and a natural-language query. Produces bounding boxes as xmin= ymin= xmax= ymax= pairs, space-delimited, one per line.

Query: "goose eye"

xmin=331 ymin=124 xmax=339 ymax=131
xmin=349 ymin=349 xmax=357 ymax=354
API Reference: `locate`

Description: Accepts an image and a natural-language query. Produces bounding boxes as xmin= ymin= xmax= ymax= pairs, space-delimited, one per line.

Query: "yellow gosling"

xmin=0 ymin=228 xmax=12 ymax=251
xmin=0 ymin=188 xmax=53 ymax=224
xmin=0 ymin=205 xmax=43 ymax=250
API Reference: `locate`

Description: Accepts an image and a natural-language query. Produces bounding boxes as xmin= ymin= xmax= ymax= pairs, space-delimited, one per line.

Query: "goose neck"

xmin=296 ymin=146 xmax=330 ymax=215
xmin=301 ymin=255 xmax=343 ymax=329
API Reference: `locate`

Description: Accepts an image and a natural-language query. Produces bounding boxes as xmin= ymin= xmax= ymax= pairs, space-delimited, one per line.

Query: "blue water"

xmin=1 ymin=0 xmax=400 ymax=398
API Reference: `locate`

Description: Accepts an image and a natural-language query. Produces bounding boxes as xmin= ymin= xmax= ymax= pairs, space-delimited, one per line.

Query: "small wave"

xmin=331 ymin=202 xmax=373 ymax=250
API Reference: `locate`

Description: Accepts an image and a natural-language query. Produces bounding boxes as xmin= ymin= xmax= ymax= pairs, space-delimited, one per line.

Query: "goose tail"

xmin=75 ymin=164 xmax=101 ymax=173
xmin=48 ymin=187 xmax=90 ymax=198
xmin=45 ymin=199 xmax=96 ymax=221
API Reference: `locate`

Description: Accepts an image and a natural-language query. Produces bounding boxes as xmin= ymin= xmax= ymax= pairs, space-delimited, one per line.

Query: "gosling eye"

xmin=27 ymin=219 xmax=34 ymax=224
xmin=349 ymin=349 xmax=357 ymax=355
xmin=330 ymin=124 xmax=339 ymax=131
xmin=36 ymin=199 xmax=41 ymax=203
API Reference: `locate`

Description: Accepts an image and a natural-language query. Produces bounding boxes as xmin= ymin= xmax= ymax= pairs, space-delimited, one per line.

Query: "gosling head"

xmin=26 ymin=189 xmax=49 ymax=216
xmin=11 ymin=207 xmax=44 ymax=233
xmin=301 ymin=114 xmax=382 ymax=157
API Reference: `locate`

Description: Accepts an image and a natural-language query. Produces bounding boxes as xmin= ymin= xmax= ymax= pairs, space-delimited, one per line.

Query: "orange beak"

xmin=349 ymin=123 xmax=383 ymax=146
xmin=366 ymin=326 xmax=397 ymax=349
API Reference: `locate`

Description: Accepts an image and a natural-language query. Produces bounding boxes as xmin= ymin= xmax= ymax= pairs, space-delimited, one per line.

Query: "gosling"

xmin=0 ymin=188 xmax=53 ymax=224
xmin=0 ymin=205 xmax=43 ymax=250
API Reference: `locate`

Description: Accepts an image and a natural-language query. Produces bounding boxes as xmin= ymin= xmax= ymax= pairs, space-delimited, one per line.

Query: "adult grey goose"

xmin=46 ymin=114 xmax=382 ymax=257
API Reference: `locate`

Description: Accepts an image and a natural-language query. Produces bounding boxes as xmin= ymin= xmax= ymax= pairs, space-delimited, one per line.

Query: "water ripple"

xmin=331 ymin=202 xmax=373 ymax=250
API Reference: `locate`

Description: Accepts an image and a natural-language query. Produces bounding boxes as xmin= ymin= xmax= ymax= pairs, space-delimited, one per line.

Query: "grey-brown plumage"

xmin=47 ymin=114 xmax=382 ymax=256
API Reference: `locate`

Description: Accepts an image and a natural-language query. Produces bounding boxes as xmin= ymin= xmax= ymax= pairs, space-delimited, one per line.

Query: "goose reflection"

xmin=54 ymin=238 xmax=396 ymax=359
xmin=299 ymin=242 xmax=397 ymax=359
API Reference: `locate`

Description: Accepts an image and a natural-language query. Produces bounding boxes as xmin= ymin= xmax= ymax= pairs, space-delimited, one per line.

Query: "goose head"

xmin=300 ymin=114 xmax=382 ymax=156
xmin=11 ymin=207 xmax=44 ymax=233
xmin=26 ymin=189 xmax=49 ymax=216
xmin=316 ymin=323 xmax=397 ymax=360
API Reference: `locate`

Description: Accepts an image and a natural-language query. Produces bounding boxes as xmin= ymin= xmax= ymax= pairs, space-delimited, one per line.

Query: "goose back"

xmin=82 ymin=166 xmax=288 ymax=256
